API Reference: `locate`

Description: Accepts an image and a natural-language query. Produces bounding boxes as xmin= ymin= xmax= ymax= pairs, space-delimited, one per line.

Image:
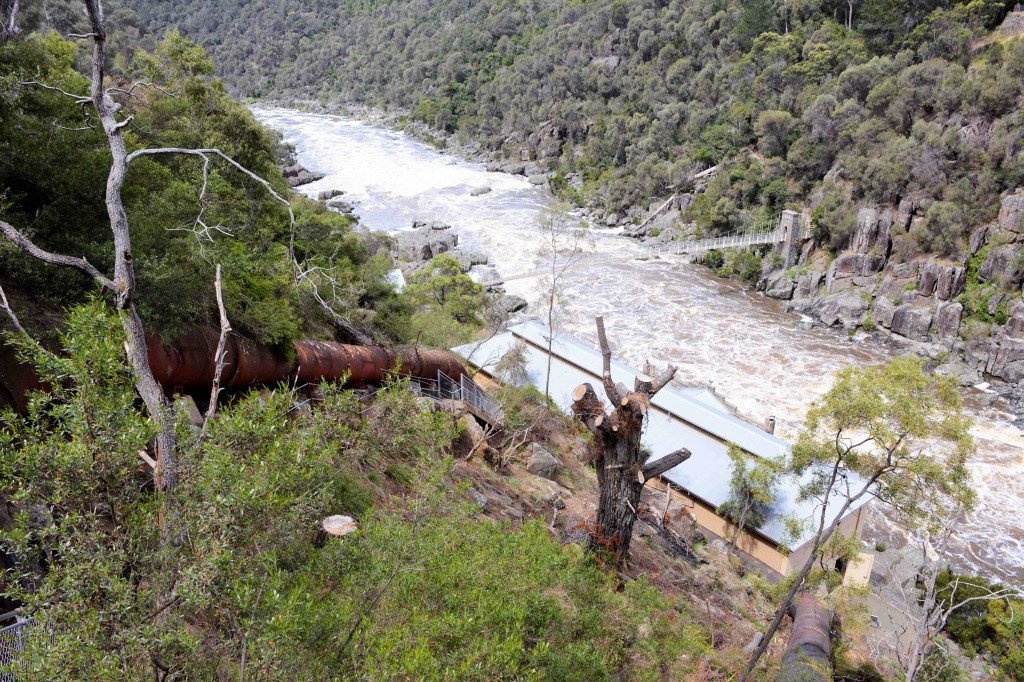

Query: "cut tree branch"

xmin=595 ymin=315 xmax=621 ymax=405
xmin=642 ymin=448 xmax=691 ymax=481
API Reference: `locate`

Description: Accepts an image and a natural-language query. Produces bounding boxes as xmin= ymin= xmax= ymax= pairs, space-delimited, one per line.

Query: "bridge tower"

xmin=777 ymin=210 xmax=804 ymax=268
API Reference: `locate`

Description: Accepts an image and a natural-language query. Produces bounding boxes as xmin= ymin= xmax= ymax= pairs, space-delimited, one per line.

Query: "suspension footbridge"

xmin=480 ymin=211 xmax=809 ymax=285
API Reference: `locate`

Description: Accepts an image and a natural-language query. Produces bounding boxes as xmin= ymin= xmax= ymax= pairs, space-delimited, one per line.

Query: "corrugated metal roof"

xmin=452 ymin=321 xmax=873 ymax=549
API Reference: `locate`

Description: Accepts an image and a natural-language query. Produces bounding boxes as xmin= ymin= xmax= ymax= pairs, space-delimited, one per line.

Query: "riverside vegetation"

xmin=1 ymin=3 xmax=1024 ymax=681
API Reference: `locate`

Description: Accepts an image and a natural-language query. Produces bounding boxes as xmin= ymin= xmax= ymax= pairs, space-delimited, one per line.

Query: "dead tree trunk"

xmin=571 ymin=316 xmax=689 ymax=565
xmin=83 ymin=0 xmax=182 ymax=529
xmin=2 ymin=0 xmax=19 ymax=39
xmin=2 ymin=0 xmax=293 ymax=543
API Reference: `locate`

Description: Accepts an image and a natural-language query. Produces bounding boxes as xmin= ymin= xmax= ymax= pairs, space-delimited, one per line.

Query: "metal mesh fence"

xmin=0 ymin=614 xmax=33 ymax=682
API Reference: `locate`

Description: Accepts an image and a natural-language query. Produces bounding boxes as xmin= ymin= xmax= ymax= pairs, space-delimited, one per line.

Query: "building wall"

xmin=784 ymin=505 xmax=871 ymax=577
xmin=646 ymin=478 xmax=790 ymax=576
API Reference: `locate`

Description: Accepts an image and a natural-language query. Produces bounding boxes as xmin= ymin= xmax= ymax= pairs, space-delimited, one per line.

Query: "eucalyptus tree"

xmin=741 ymin=355 xmax=975 ymax=680
xmin=718 ymin=444 xmax=781 ymax=556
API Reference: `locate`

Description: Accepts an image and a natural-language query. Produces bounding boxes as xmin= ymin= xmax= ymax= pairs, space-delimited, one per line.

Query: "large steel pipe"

xmin=777 ymin=593 xmax=833 ymax=682
xmin=148 ymin=331 xmax=468 ymax=389
xmin=2 ymin=330 xmax=468 ymax=410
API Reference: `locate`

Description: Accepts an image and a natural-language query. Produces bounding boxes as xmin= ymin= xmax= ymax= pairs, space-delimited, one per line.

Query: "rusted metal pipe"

xmin=777 ymin=592 xmax=833 ymax=682
xmin=2 ymin=330 xmax=468 ymax=410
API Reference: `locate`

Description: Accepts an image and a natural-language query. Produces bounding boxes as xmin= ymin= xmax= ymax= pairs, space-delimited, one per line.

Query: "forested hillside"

xmin=123 ymin=0 xmax=1024 ymax=388
xmin=129 ymin=0 xmax=1023 ymax=243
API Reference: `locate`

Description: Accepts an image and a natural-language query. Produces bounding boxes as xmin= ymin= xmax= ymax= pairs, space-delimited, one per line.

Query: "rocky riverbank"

xmin=755 ymin=193 xmax=1024 ymax=401
xmin=261 ymin=99 xmax=1024 ymax=405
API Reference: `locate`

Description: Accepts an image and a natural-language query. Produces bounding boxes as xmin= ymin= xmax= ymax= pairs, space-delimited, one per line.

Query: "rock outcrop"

xmin=526 ymin=443 xmax=562 ymax=480
xmin=392 ymin=224 xmax=458 ymax=263
xmin=757 ymin=191 xmax=1024 ymax=389
xmin=281 ymin=163 xmax=324 ymax=187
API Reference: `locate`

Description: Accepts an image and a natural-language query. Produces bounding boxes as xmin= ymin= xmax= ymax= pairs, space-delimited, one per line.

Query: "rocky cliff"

xmin=758 ymin=192 xmax=1024 ymax=389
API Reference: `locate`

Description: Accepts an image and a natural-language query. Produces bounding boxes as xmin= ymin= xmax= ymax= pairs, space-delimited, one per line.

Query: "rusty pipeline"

xmin=1 ymin=329 xmax=468 ymax=410
xmin=777 ymin=593 xmax=833 ymax=682
xmin=147 ymin=330 xmax=468 ymax=389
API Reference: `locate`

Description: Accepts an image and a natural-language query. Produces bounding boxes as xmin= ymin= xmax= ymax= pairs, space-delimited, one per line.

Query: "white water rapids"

xmin=252 ymin=106 xmax=1024 ymax=585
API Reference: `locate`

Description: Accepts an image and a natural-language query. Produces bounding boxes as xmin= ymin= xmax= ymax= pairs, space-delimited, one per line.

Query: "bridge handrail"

xmin=0 ymin=614 xmax=35 ymax=681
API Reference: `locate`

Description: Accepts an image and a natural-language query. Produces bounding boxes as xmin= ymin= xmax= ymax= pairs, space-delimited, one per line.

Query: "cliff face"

xmin=759 ymin=191 xmax=1024 ymax=388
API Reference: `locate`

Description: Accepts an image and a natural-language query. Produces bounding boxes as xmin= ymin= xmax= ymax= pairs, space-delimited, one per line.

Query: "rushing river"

xmin=252 ymin=106 xmax=1024 ymax=585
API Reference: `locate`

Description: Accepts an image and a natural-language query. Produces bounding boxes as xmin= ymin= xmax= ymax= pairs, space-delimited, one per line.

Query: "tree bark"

xmin=84 ymin=1 xmax=181 ymax=522
xmin=571 ymin=316 xmax=680 ymax=566
xmin=727 ymin=497 xmax=749 ymax=555
xmin=3 ymin=0 xmax=19 ymax=39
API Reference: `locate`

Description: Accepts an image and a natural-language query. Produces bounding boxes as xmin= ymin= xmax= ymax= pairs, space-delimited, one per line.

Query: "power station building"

xmin=454 ymin=320 xmax=875 ymax=583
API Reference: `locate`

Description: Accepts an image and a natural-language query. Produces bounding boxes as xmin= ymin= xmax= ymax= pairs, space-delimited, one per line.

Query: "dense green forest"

xmin=0 ymin=6 xmax=413 ymax=348
xmin=126 ymin=0 xmax=1024 ymax=255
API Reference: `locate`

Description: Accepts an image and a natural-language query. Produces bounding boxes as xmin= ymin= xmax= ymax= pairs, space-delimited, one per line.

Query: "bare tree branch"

xmin=0 ymin=283 xmax=28 ymax=337
xmin=648 ymin=364 xmax=678 ymax=396
xmin=108 ymin=81 xmax=179 ymax=100
xmin=1 ymin=219 xmax=116 ymax=291
xmin=17 ymin=80 xmax=91 ymax=105
xmin=201 ymin=264 xmax=232 ymax=438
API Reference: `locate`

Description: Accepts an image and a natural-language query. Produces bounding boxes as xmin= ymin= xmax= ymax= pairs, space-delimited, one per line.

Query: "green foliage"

xmin=0 ymin=30 xmax=400 ymax=346
xmin=793 ymin=355 xmax=976 ymax=530
xmin=404 ymin=253 xmax=486 ymax=347
xmin=0 ymin=301 xmax=710 ymax=679
xmin=935 ymin=570 xmax=1024 ymax=681
xmin=709 ymin=248 xmax=765 ymax=284
xmin=812 ymin=180 xmax=858 ymax=253
xmin=718 ymin=444 xmax=781 ymax=532
xmin=961 ymin=245 xmax=1012 ymax=328
xmin=123 ymin=0 xmax=1023 ymax=245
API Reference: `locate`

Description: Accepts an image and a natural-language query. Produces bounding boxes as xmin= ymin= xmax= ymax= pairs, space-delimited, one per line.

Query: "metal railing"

xmin=0 ymin=612 xmax=33 ymax=682
xmin=402 ymin=371 xmax=502 ymax=422
xmin=490 ymin=212 xmax=808 ymax=284
xmin=460 ymin=374 xmax=503 ymax=422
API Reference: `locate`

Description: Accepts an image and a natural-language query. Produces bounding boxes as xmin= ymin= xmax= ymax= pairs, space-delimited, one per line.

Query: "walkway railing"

xmin=487 ymin=212 xmax=808 ymax=284
xmin=0 ymin=612 xmax=33 ymax=682
xmin=403 ymin=371 xmax=503 ymax=422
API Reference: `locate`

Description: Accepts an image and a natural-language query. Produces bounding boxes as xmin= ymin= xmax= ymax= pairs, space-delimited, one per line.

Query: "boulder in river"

xmin=470 ymin=186 xmax=493 ymax=196
xmin=325 ymin=198 xmax=355 ymax=214
xmin=412 ymin=219 xmax=452 ymax=231
xmin=392 ymin=226 xmax=458 ymax=263
xmin=281 ymin=163 xmax=324 ymax=187
xmin=500 ymin=295 xmax=528 ymax=314
xmin=452 ymin=250 xmax=489 ymax=273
